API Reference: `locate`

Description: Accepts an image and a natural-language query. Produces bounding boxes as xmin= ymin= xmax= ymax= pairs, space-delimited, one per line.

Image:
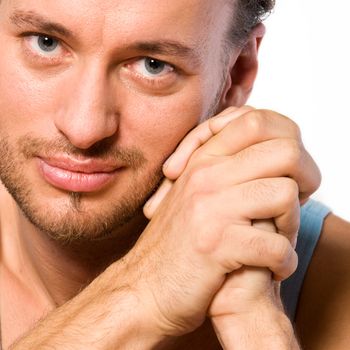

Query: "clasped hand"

xmin=122 ymin=107 xmax=320 ymax=347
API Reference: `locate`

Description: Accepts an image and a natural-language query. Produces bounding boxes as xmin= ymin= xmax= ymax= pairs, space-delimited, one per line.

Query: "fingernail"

xmin=163 ymin=155 xmax=173 ymax=171
xmin=144 ymin=196 xmax=154 ymax=211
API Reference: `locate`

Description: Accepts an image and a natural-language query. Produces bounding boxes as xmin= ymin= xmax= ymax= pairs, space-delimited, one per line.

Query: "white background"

xmin=249 ymin=0 xmax=350 ymax=220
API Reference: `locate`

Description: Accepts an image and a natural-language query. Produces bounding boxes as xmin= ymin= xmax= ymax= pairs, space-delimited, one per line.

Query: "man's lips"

xmin=37 ymin=156 xmax=122 ymax=193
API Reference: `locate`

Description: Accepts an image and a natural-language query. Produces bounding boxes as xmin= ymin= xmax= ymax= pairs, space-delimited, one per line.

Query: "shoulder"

xmin=295 ymin=213 xmax=350 ymax=349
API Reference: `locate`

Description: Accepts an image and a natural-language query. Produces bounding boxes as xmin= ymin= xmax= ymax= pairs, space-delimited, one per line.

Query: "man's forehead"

xmin=4 ymin=0 xmax=231 ymax=33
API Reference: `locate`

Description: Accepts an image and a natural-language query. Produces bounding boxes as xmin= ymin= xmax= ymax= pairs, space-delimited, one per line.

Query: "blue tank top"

xmin=281 ymin=199 xmax=331 ymax=321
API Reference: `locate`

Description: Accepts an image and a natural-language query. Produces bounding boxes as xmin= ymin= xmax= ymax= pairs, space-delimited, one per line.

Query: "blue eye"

xmin=132 ymin=57 xmax=174 ymax=78
xmin=144 ymin=58 xmax=166 ymax=75
xmin=37 ymin=35 xmax=59 ymax=52
xmin=26 ymin=34 xmax=63 ymax=58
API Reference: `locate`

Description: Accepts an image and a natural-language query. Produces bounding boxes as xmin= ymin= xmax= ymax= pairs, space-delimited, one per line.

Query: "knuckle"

xmin=185 ymin=192 xmax=222 ymax=255
xmin=284 ymin=115 xmax=301 ymax=139
xmin=311 ymin=171 xmax=322 ymax=193
xmin=290 ymin=250 xmax=299 ymax=275
xmin=275 ymin=178 xmax=299 ymax=207
xmin=270 ymin=236 xmax=292 ymax=266
xmin=292 ymin=122 xmax=302 ymax=139
xmin=246 ymin=234 xmax=269 ymax=258
xmin=193 ymin=228 xmax=223 ymax=255
xmin=190 ymin=202 xmax=221 ymax=254
xmin=243 ymin=110 xmax=266 ymax=137
xmin=282 ymin=139 xmax=303 ymax=170
xmin=307 ymin=156 xmax=322 ymax=193
xmin=185 ymin=164 xmax=209 ymax=191
xmin=263 ymin=109 xmax=302 ymax=139
xmin=186 ymin=191 xmax=208 ymax=217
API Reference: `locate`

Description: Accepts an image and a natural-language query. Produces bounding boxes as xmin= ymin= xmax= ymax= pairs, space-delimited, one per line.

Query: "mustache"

xmin=18 ymin=134 xmax=146 ymax=168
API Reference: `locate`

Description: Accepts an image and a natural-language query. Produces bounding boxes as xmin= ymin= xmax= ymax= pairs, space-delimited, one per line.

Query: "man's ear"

xmin=219 ymin=23 xmax=265 ymax=109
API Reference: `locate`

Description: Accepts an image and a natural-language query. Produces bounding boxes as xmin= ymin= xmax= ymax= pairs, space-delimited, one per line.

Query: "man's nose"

xmin=54 ymin=64 xmax=119 ymax=150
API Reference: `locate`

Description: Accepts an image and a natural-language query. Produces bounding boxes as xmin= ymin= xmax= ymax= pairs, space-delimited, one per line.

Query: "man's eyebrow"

xmin=10 ymin=10 xmax=73 ymax=38
xmin=9 ymin=10 xmax=201 ymax=64
xmin=129 ymin=41 xmax=201 ymax=64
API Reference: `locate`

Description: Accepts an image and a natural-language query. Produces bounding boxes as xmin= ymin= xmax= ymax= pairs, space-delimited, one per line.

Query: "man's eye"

xmin=134 ymin=58 xmax=174 ymax=78
xmin=26 ymin=34 xmax=62 ymax=56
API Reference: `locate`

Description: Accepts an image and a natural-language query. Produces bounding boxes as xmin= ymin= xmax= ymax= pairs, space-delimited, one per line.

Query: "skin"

xmin=0 ymin=1 xmax=273 ymax=346
xmin=0 ymin=0 xmax=235 ymax=307
xmin=143 ymin=110 xmax=350 ymax=350
xmin=1 ymin=0 xmax=347 ymax=349
xmin=0 ymin=0 xmax=231 ymax=244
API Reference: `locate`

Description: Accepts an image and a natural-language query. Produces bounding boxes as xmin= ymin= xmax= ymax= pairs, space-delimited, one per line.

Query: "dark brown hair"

xmin=230 ymin=0 xmax=276 ymax=46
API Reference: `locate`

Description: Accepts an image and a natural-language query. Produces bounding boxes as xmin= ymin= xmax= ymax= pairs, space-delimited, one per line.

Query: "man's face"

xmin=0 ymin=0 xmax=233 ymax=242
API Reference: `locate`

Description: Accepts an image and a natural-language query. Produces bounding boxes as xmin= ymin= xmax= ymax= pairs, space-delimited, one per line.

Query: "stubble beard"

xmin=0 ymin=70 xmax=226 ymax=245
xmin=0 ymin=133 xmax=163 ymax=244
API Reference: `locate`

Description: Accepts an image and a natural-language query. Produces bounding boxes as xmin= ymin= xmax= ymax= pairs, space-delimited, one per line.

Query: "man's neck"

xmin=0 ymin=184 xmax=148 ymax=306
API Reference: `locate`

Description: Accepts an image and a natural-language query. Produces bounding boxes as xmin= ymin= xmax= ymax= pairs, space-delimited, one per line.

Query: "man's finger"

xmin=143 ymin=178 xmax=173 ymax=219
xmin=189 ymin=137 xmax=321 ymax=203
xmin=197 ymin=109 xmax=302 ymax=158
xmin=163 ymin=106 xmax=254 ymax=180
xmin=213 ymin=226 xmax=298 ymax=281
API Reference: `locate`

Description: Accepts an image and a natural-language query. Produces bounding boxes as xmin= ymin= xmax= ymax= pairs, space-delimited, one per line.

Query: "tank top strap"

xmin=281 ymin=199 xmax=331 ymax=321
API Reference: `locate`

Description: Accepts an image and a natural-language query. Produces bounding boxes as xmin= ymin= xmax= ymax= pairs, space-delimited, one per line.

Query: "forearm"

xmin=9 ymin=264 xmax=167 ymax=350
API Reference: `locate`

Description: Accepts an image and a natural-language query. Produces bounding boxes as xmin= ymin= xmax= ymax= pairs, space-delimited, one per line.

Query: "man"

xmin=0 ymin=0 xmax=349 ymax=349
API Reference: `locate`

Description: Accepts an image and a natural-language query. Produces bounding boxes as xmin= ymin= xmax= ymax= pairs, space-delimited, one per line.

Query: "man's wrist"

xmin=90 ymin=262 xmax=172 ymax=349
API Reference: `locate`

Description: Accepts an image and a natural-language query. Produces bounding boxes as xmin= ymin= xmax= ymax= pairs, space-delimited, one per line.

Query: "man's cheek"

xmin=1 ymin=69 xmax=52 ymax=120
xmin=123 ymin=93 xmax=206 ymax=159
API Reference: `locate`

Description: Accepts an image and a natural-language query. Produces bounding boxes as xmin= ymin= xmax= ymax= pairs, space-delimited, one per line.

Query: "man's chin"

xmin=18 ymin=192 xmax=148 ymax=244
xmin=2 ymin=173 xmax=162 ymax=244
xmin=0 ymin=133 xmax=165 ymax=244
